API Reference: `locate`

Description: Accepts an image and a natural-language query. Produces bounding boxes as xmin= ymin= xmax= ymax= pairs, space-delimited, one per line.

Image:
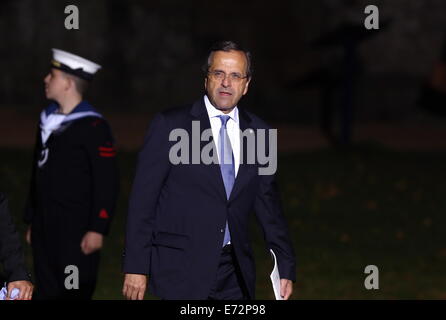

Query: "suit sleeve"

xmin=123 ymin=113 xmax=171 ymax=275
xmin=253 ymin=128 xmax=296 ymax=282
xmin=0 ymin=193 xmax=32 ymax=282
xmin=84 ymin=118 xmax=120 ymax=236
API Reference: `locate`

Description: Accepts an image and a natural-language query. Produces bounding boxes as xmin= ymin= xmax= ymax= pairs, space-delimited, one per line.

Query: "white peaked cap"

xmin=51 ymin=48 xmax=101 ymax=79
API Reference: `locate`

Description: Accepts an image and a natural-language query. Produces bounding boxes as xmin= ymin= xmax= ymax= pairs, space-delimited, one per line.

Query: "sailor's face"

xmin=44 ymin=69 xmax=69 ymax=101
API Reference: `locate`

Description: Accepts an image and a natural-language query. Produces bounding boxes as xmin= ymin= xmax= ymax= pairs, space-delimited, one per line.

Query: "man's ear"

xmin=204 ymin=76 xmax=208 ymax=91
xmin=70 ymin=78 xmax=78 ymax=92
xmin=66 ymin=79 xmax=72 ymax=92
xmin=63 ymin=75 xmax=73 ymax=92
xmin=242 ymin=78 xmax=251 ymax=96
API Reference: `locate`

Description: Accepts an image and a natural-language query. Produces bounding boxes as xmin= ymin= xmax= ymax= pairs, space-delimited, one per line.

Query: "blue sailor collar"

xmin=37 ymin=101 xmax=104 ymax=168
xmin=41 ymin=100 xmax=103 ymax=125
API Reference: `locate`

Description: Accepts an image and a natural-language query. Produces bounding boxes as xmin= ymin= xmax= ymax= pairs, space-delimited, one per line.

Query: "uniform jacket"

xmin=24 ymin=101 xmax=119 ymax=281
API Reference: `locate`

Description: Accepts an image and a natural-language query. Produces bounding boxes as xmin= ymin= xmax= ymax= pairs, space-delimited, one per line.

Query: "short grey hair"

xmin=203 ymin=40 xmax=253 ymax=78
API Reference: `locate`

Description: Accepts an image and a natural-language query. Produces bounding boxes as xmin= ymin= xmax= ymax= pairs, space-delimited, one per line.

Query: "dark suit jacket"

xmin=0 ymin=193 xmax=31 ymax=282
xmin=123 ymin=98 xmax=296 ymax=299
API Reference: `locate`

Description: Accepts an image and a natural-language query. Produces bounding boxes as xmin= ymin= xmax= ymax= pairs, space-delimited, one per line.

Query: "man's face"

xmin=44 ymin=68 xmax=69 ymax=101
xmin=204 ymin=50 xmax=251 ymax=113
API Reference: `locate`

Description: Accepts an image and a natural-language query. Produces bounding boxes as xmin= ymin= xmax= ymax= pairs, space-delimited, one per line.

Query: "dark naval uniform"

xmin=24 ymin=101 xmax=119 ymax=299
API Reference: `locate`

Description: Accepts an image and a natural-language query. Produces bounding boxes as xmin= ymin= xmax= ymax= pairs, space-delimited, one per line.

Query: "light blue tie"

xmin=218 ymin=115 xmax=234 ymax=246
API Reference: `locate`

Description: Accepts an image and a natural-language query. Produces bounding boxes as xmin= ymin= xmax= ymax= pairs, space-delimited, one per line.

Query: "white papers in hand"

xmin=270 ymin=249 xmax=283 ymax=300
xmin=0 ymin=286 xmax=20 ymax=300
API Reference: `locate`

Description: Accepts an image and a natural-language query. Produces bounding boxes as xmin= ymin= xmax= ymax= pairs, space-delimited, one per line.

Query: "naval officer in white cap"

xmin=24 ymin=49 xmax=119 ymax=300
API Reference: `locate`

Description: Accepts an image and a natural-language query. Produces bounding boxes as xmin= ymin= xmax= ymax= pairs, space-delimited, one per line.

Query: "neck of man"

xmin=219 ymin=107 xmax=234 ymax=115
xmin=57 ymin=94 xmax=83 ymax=115
xmin=205 ymin=94 xmax=237 ymax=114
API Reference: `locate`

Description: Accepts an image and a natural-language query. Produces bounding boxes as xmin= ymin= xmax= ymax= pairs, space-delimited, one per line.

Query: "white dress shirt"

xmin=204 ymin=95 xmax=240 ymax=177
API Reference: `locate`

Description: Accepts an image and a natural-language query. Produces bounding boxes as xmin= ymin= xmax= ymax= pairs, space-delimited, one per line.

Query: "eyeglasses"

xmin=207 ymin=70 xmax=248 ymax=82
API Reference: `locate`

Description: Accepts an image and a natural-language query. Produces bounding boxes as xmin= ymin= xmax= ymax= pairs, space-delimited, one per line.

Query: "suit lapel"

xmin=190 ymin=99 xmax=227 ymax=202
xmin=190 ymin=99 xmax=255 ymax=203
xmin=229 ymin=107 xmax=254 ymax=202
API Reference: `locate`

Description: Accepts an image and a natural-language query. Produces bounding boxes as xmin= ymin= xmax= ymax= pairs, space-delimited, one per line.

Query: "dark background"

xmin=1 ymin=0 xmax=446 ymax=299
xmin=1 ymin=0 xmax=444 ymax=122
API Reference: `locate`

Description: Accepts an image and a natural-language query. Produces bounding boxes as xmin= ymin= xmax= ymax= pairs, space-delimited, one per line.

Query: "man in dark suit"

xmin=0 ymin=193 xmax=33 ymax=300
xmin=122 ymin=41 xmax=296 ymax=300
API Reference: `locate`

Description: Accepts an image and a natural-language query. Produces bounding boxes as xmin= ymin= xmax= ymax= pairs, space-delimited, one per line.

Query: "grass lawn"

xmin=1 ymin=144 xmax=446 ymax=299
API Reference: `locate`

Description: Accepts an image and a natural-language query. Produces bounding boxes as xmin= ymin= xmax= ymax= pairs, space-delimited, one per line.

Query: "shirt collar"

xmin=204 ymin=95 xmax=239 ymax=124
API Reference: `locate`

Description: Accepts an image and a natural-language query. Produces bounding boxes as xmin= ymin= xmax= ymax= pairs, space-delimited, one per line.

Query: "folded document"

xmin=270 ymin=249 xmax=283 ymax=300
xmin=0 ymin=285 xmax=20 ymax=300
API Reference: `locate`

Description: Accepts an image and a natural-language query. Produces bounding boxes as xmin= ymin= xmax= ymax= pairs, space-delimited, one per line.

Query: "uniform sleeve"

xmin=0 ymin=193 xmax=32 ymax=282
xmin=23 ymin=124 xmax=41 ymax=225
xmin=84 ymin=118 xmax=120 ymax=236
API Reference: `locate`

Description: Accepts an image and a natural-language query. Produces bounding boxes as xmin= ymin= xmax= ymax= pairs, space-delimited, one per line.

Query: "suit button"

xmin=220 ymin=229 xmax=224 ymax=233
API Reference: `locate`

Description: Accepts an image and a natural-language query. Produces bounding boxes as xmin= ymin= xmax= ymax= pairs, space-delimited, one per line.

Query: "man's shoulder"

xmin=139 ymin=103 xmax=194 ymax=135
xmin=69 ymin=116 xmax=111 ymax=132
xmin=74 ymin=115 xmax=109 ymax=126
xmin=63 ymin=116 xmax=114 ymax=144
xmin=149 ymin=101 xmax=198 ymax=127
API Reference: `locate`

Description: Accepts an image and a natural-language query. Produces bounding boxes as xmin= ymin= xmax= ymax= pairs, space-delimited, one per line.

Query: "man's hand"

xmin=80 ymin=231 xmax=103 ymax=255
xmin=280 ymin=279 xmax=293 ymax=300
xmin=7 ymin=280 xmax=33 ymax=300
xmin=25 ymin=226 xmax=31 ymax=245
xmin=123 ymin=273 xmax=147 ymax=300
